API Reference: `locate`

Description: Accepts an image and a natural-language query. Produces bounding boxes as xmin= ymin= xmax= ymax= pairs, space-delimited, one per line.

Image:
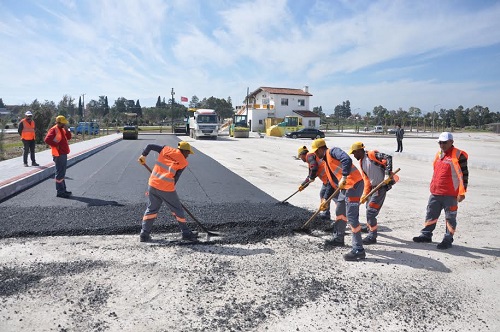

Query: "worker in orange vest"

xmin=297 ymin=145 xmax=335 ymax=224
xmin=413 ymin=132 xmax=468 ymax=249
xmin=44 ymin=115 xmax=72 ymax=198
xmin=138 ymin=141 xmax=198 ymax=242
xmin=310 ymin=138 xmax=366 ymax=261
xmin=18 ymin=111 xmax=39 ymax=167
xmin=349 ymin=141 xmax=398 ymax=245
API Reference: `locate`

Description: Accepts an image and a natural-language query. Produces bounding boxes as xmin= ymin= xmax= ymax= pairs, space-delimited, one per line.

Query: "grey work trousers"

xmin=141 ymin=186 xmax=188 ymax=236
xmin=333 ymin=180 xmax=364 ymax=250
xmin=53 ymin=154 xmax=68 ymax=195
xmin=364 ymin=185 xmax=388 ymax=238
xmin=421 ymin=194 xmax=458 ymax=241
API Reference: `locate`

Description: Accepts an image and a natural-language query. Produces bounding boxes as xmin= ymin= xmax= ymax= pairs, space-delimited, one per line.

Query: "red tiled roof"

xmin=293 ymin=110 xmax=319 ymax=117
xmin=249 ymin=87 xmax=312 ymax=97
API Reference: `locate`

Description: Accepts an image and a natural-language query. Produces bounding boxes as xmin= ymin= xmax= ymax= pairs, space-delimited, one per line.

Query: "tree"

xmin=189 ymin=96 xmax=200 ymax=109
xmin=313 ymin=106 xmax=327 ymax=123
xmin=31 ymin=99 xmax=56 ymax=143
xmin=0 ymin=98 xmax=5 ymax=108
xmin=372 ymin=105 xmax=388 ymax=125
xmin=57 ymin=95 xmax=75 ymax=120
xmin=78 ymin=96 xmax=83 ymax=118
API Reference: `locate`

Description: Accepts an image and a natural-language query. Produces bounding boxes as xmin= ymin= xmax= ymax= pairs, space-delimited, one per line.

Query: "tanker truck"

xmin=188 ymin=109 xmax=219 ymax=140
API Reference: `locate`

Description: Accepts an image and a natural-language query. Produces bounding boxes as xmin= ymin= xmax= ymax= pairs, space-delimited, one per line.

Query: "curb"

xmin=0 ymin=136 xmax=122 ymax=202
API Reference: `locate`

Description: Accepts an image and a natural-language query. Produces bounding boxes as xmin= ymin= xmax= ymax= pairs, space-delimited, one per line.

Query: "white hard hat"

xmin=25 ymin=111 xmax=33 ymax=116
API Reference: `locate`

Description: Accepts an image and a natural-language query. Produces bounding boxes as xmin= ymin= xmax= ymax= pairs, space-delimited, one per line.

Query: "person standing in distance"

xmin=44 ymin=115 xmax=72 ymax=198
xmin=413 ymin=132 xmax=468 ymax=249
xmin=18 ymin=110 xmax=39 ymax=167
xmin=395 ymin=124 xmax=404 ymax=152
xmin=137 ymin=141 xmax=198 ymax=242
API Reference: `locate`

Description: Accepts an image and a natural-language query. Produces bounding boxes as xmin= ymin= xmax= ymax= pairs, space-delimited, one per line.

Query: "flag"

xmin=181 ymin=96 xmax=188 ymax=102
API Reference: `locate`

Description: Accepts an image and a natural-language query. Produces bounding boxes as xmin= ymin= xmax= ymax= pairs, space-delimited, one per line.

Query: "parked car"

xmin=372 ymin=125 xmax=383 ymax=133
xmin=285 ymin=128 xmax=325 ymax=139
xmin=387 ymin=128 xmax=397 ymax=134
xmin=123 ymin=125 xmax=138 ymax=140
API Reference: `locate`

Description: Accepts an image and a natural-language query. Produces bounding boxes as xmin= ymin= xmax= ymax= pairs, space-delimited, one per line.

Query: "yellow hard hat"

xmin=297 ymin=145 xmax=308 ymax=158
xmin=178 ymin=141 xmax=194 ymax=154
xmin=55 ymin=115 xmax=68 ymax=124
xmin=310 ymin=138 xmax=326 ymax=153
xmin=348 ymin=141 xmax=365 ymax=154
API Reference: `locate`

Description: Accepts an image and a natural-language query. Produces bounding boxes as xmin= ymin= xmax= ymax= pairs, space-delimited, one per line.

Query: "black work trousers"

xmin=22 ymin=139 xmax=36 ymax=164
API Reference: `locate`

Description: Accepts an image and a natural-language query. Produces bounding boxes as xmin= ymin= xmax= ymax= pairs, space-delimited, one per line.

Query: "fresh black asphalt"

xmin=0 ymin=135 xmax=323 ymax=242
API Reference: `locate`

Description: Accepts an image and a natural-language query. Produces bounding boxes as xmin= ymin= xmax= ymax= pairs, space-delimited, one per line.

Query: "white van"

xmin=373 ymin=125 xmax=383 ymax=133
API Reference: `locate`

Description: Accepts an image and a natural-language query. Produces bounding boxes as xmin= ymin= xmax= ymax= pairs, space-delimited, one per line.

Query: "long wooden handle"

xmin=360 ymin=168 xmax=401 ymax=204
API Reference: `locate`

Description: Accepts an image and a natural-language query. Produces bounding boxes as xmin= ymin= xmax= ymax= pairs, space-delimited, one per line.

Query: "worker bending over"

xmin=311 ymin=138 xmax=366 ymax=261
xmin=349 ymin=142 xmax=397 ymax=245
xmin=138 ymin=141 xmax=198 ymax=242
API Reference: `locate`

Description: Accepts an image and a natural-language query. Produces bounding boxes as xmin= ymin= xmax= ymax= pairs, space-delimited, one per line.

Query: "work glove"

xmin=338 ymin=176 xmax=347 ymax=190
xmin=457 ymin=195 xmax=465 ymax=203
xmin=319 ymin=200 xmax=330 ymax=211
xmin=299 ymin=178 xmax=313 ymax=191
xmin=138 ymin=155 xmax=146 ymax=165
xmin=383 ymin=172 xmax=391 ymax=184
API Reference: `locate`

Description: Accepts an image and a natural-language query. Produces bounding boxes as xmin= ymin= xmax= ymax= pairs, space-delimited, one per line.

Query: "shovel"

xmin=360 ymin=168 xmax=401 ymax=204
xmin=142 ymin=163 xmax=220 ymax=236
xmin=294 ymin=185 xmax=341 ymax=234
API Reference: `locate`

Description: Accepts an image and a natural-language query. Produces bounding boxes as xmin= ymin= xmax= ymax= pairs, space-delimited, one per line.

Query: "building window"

xmin=262 ymin=98 xmax=269 ymax=105
xmin=308 ymin=120 xmax=316 ymax=127
xmin=259 ymin=120 xmax=263 ymax=124
xmin=298 ymin=99 xmax=305 ymax=107
xmin=281 ymin=98 xmax=288 ymax=106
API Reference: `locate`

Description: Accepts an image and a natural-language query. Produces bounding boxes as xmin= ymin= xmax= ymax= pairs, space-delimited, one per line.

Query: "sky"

xmin=1 ymin=0 xmax=500 ymax=115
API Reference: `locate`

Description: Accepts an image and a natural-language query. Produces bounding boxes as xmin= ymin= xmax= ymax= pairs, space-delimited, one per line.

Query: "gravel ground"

xmin=0 ymin=131 xmax=499 ymax=332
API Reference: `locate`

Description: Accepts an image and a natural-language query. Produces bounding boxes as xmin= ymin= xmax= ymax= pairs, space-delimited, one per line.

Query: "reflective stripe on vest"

xmin=325 ymin=149 xmax=363 ymax=189
xmin=433 ymin=147 xmax=467 ymax=195
xmin=21 ymin=119 xmax=36 ymax=140
xmin=50 ymin=125 xmax=62 ymax=157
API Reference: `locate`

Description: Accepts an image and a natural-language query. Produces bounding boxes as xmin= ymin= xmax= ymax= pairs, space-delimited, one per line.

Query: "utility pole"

xmin=81 ymin=93 xmax=86 ymax=121
xmin=171 ymin=88 xmax=175 ymax=133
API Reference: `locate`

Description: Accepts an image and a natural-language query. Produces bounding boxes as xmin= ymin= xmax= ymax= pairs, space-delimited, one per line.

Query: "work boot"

xmin=319 ymin=211 xmax=331 ymax=221
xmin=361 ymin=224 xmax=369 ymax=233
xmin=362 ymin=236 xmax=377 ymax=245
xmin=139 ymin=233 xmax=152 ymax=242
xmin=64 ymin=191 xmax=72 ymax=196
xmin=24 ymin=163 xmax=29 ymax=167
xmin=325 ymin=237 xmax=345 ymax=247
xmin=343 ymin=248 xmax=366 ymax=261
xmin=56 ymin=192 xmax=71 ymax=198
xmin=32 ymin=162 xmax=40 ymax=166
xmin=181 ymin=231 xmax=199 ymax=241
xmin=413 ymin=235 xmax=432 ymax=243
xmin=437 ymin=238 xmax=453 ymax=250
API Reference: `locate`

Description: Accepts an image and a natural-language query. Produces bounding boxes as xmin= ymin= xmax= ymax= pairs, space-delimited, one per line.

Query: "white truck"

xmin=188 ymin=109 xmax=219 ymax=140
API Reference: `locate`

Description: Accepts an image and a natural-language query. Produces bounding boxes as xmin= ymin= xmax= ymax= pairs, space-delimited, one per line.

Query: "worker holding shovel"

xmin=297 ymin=146 xmax=335 ymax=222
xmin=137 ymin=141 xmax=198 ymax=242
xmin=349 ymin=142 xmax=398 ymax=245
xmin=311 ymin=138 xmax=366 ymax=261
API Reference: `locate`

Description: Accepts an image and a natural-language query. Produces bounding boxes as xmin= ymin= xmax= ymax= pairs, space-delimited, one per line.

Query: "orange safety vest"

xmin=149 ymin=146 xmax=188 ymax=192
xmin=325 ymin=149 xmax=363 ymax=189
xmin=359 ymin=150 xmax=400 ymax=195
xmin=306 ymin=152 xmax=328 ymax=185
xmin=432 ymin=147 xmax=467 ymax=196
xmin=49 ymin=125 xmax=62 ymax=157
xmin=21 ymin=118 xmax=36 ymax=140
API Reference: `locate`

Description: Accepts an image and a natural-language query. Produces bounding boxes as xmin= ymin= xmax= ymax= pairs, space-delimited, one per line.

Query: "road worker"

xmin=297 ymin=146 xmax=335 ymax=222
xmin=44 ymin=115 xmax=72 ymax=198
xmin=413 ymin=132 xmax=468 ymax=249
xmin=137 ymin=141 xmax=198 ymax=242
xmin=310 ymin=138 xmax=366 ymax=261
xmin=349 ymin=141 xmax=397 ymax=245
xmin=18 ymin=110 xmax=39 ymax=167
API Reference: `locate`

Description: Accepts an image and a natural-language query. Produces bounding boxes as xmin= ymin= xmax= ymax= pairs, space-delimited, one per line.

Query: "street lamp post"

xmin=432 ymin=104 xmax=440 ymax=138
xmin=171 ymin=88 xmax=175 ymax=133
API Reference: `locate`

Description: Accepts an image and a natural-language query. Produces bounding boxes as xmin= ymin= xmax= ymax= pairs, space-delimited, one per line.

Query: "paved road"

xmin=0 ymin=135 xmax=311 ymax=240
